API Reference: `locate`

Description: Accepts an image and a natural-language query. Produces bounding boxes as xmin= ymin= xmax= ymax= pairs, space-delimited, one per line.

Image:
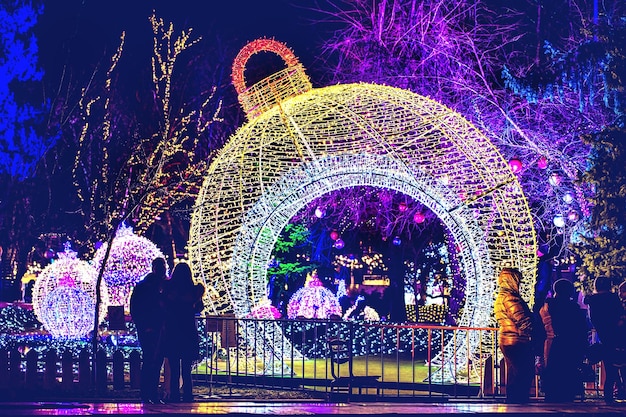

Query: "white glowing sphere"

xmin=32 ymin=249 xmax=108 ymax=339
xmin=40 ymin=286 xmax=95 ymax=338
xmin=549 ymin=173 xmax=561 ymax=187
xmin=562 ymin=192 xmax=574 ymax=204
xmin=553 ymin=214 xmax=565 ymax=228
xmin=91 ymin=224 xmax=166 ymax=310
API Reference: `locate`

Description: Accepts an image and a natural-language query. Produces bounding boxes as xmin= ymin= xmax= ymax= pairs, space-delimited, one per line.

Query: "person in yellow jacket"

xmin=494 ymin=267 xmax=534 ymax=404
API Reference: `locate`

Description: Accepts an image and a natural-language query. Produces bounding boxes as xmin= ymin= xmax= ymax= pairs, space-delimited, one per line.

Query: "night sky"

xmin=36 ymin=1 xmax=328 ymax=88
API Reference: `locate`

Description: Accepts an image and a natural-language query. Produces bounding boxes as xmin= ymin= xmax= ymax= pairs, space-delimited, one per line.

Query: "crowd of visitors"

xmin=129 ymin=258 xmax=205 ymax=404
xmin=495 ymin=267 xmax=626 ymax=405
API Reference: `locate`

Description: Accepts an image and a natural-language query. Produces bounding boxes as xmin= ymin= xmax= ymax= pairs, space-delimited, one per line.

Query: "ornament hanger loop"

xmin=232 ymin=38 xmax=300 ymax=95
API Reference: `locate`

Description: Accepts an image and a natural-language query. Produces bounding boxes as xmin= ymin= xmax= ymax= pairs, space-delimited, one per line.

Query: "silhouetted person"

xmin=539 ymin=279 xmax=589 ymax=402
xmin=494 ymin=267 xmax=534 ymax=404
xmin=584 ymin=277 xmax=624 ymax=404
xmin=130 ymin=257 xmax=167 ymax=404
xmin=162 ymin=262 xmax=205 ymax=402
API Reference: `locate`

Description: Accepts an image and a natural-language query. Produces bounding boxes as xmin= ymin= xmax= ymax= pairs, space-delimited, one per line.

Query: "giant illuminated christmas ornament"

xmin=188 ymin=39 xmax=536 ymax=381
xmin=91 ymin=223 xmax=166 ymax=311
xmin=287 ymin=271 xmax=341 ymax=319
xmin=32 ymin=243 xmax=109 ymax=339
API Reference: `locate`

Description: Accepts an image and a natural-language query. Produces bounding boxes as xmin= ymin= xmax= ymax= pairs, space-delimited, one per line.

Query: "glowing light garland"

xmin=91 ymin=223 xmax=166 ymax=310
xmin=287 ymin=273 xmax=341 ymax=319
xmin=189 ymin=39 xmax=537 ymax=380
xmin=32 ymin=244 xmax=109 ymax=339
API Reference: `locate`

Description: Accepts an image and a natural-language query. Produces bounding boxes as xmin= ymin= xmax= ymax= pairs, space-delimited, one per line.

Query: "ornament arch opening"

xmin=232 ymin=153 xmax=491 ymax=332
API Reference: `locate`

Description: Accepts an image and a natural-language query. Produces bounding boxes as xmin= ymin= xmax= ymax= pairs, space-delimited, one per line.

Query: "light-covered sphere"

xmin=32 ymin=245 xmax=108 ymax=338
xmin=553 ymin=214 xmax=566 ymax=228
xmin=91 ymin=223 xmax=166 ymax=310
xmin=40 ymin=286 xmax=95 ymax=338
xmin=287 ymin=275 xmax=341 ymax=319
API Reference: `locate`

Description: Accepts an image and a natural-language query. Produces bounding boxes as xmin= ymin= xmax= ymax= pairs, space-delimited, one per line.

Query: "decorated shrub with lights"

xmin=287 ymin=272 xmax=341 ymax=319
xmin=32 ymin=244 xmax=109 ymax=339
xmin=91 ymin=223 xmax=166 ymax=310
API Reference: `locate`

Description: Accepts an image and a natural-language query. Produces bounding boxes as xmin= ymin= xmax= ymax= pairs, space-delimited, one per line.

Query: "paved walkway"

xmin=0 ymin=400 xmax=625 ymax=417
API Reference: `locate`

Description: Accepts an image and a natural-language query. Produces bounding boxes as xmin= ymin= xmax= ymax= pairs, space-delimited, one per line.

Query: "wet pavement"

xmin=0 ymin=400 xmax=625 ymax=417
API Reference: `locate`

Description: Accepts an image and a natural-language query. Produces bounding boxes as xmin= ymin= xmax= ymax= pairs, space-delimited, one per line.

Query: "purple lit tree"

xmin=315 ymin=0 xmax=617 ymax=259
xmin=503 ymin=13 xmax=626 ymax=288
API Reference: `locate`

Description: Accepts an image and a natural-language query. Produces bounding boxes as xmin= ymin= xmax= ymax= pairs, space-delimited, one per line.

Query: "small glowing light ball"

xmin=330 ymin=231 xmax=339 ymax=241
xmin=40 ymin=286 xmax=95 ymax=338
xmin=314 ymin=207 xmax=326 ymax=218
xmin=91 ymin=223 xmax=166 ymax=310
xmin=287 ymin=274 xmax=341 ymax=319
xmin=549 ymin=173 xmax=561 ymax=187
xmin=508 ymin=158 xmax=523 ymax=174
xmin=32 ymin=244 xmax=108 ymax=339
xmin=398 ymin=202 xmax=408 ymax=212
xmin=537 ymin=156 xmax=548 ymax=169
xmin=562 ymin=192 xmax=574 ymax=204
xmin=392 ymin=236 xmax=402 ymax=246
xmin=334 ymin=238 xmax=345 ymax=249
xmin=553 ymin=214 xmax=565 ymax=228
xmin=413 ymin=212 xmax=426 ymax=224
xmin=568 ymin=211 xmax=579 ymax=222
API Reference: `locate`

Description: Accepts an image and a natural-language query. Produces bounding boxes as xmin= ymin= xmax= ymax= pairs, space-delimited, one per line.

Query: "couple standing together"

xmin=130 ymin=258 xmax=205 ymax=403
xmin=495 ymin=267 xmax=625 ymax=404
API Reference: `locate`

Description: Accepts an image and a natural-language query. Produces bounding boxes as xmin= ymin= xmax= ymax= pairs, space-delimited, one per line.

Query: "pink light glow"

xmin=413 ymin=212 xmax=425 ymax=223
xmin=508 ymin=158 xmax=523 ymax=174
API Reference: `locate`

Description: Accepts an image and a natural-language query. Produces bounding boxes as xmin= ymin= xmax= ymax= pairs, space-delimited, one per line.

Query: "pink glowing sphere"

xmin=330 ymin=231 xmax=339 ymax=241
xmin=537 ymin=156 xmax=548 ymax=169
xmin=413 ymin=212 xmax=426 ymax=224
xmin=508 ymin=158 xmax=523 ymax=174
xmin=398 ymin=202 xmax=408 ymax=212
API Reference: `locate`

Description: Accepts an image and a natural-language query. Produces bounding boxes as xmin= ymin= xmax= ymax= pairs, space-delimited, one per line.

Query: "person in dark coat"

xmin=494 ymin=267 xmax=534 ymax=404
xmin=130 ymin=257 xmax=167 ymax=404
xmin=584 ymin=276 xmax=624 ymax=404
xmin=539 ymin=279 xmax=589 ymax=402
xmin=162 ymin=261 xmax=205 ymax=402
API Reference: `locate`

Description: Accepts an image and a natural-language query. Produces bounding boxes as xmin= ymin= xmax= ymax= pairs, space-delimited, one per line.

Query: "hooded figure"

xmin=494 ymin=267 xmax=534 ymax=404
xmin=539 ymin=279 xmax=589 ymax=402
